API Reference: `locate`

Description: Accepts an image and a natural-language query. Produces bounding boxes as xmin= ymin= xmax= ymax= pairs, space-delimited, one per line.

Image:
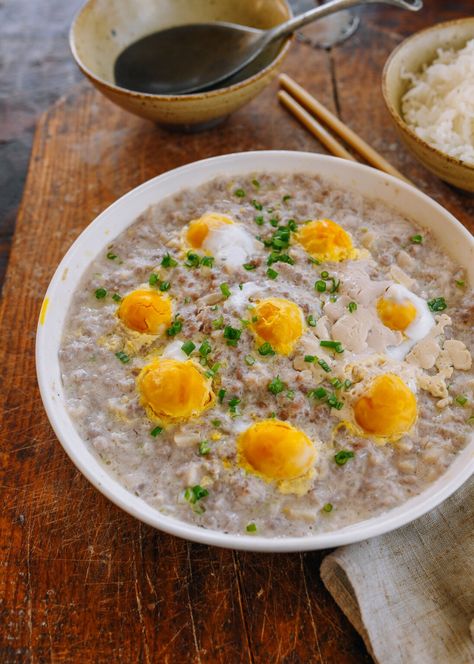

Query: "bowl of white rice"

xmin=382 ymin=18 xmax=474 ymax=192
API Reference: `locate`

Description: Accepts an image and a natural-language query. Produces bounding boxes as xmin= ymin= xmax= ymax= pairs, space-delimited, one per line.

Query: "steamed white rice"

xmin=401 ymin=38 xmax=474 ymax=165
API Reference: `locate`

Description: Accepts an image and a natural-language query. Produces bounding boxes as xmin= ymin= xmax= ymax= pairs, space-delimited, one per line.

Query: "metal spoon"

xmin=114 ymin=0 xmax=423 ymax=96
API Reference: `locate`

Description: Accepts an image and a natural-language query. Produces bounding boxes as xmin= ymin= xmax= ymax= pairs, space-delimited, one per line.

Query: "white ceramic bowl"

xmin=36 ymin=151 xmax=474 ymax=552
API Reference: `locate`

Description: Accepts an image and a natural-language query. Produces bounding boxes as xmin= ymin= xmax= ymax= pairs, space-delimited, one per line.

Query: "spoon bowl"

xmin=70 ymin=0 xmax=292 ymax=130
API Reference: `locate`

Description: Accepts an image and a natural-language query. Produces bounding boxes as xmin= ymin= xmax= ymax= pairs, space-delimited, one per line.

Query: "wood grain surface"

xmin=1 ymin=6 xmax=474 ymax=663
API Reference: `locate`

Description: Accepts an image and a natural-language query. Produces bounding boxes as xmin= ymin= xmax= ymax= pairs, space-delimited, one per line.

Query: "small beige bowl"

xmin=70 ymin=0 xmax=292 ymax=130
xmin=382 ymin=18 xmax=474 ymax=192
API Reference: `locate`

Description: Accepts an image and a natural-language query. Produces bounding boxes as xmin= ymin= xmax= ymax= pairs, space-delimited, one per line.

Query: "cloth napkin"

xmin=321 ymin=478 xmax=474 ymax=664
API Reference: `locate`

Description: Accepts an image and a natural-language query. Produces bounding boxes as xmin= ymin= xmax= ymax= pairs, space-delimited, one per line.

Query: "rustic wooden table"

xmin=1 ymin=3 xmax=473 ymax=663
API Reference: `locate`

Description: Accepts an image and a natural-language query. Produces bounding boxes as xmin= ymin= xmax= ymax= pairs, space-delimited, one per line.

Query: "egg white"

xmin=382 ymin=284 xmax=434 ymax=360
xmin=202 ymin=224 xmax=256 ymax=268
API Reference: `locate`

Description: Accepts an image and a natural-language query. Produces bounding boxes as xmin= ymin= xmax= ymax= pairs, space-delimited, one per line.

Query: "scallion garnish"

xmin=307 ymin=314 xmax=317 ymax=327
xmin=201 ymin=256 xmax=214 ymax=268
xmin=198 ymin=440 xmax=211 ymax=456
xmin=267 ymin=268 xmax=278 ymax=279
xmin=255 ymin=215 xmax=265 ymax=226
xmin=212 ymin=315 xmax=224 ymax=330
xmin=95 ymin=288 xmax=107 ymax=299
xmin=181 ymin=341 xmax=196 ymax=356
xmin=166 ymin=315 xmax=183 ymax=337
xmin=115 ymin=351 xmax=130 ymax=364
xmin=199 ymin=339 xmax=212 ymax=357
xmin=334 ymin=450 xmax=354 ymax=465
xmin=149 ymin=273 xmax=159 ymax=286
xmin=205 ymin=362 xmax=220 ymax=378
xmin=234 ymin=188 xmax=246 ymax=198
xmin=318 ymin=358 xmax=331 ymax=373
xmin=229 ymin=396 xmax=241 ymax=414
xmin=267 ymin=252 xmax=294 ymax=266
xmin=348 ymin=302 xmax=357 ymax=313
xmin=428 ymin=297 xmax=447 ymax=312
xmin=184 ymin=485 xmax=209 ymax=505
xmin=211 ymin=419 xmax=221 ymax=427
xmin=320 ymin=270 xmax=329 ymax=279
xmin=304 ymin=355 xmax=316 ymax=363
xmin=184 ymin=252 xmax=200 ymax=268
xmin=282 ymin=194 xmax=292 ymax=203
xmin=252 ymin=200 xmax=263 ymax=211
xmin=268 ymin=376 xmax=285 ymax=395
xmin=245 ymin=354 xmax=255 ymax=366
xmin=159 ymin=281 xmax=171 ymax=291
xmin=223 ymin=326 xmax=241 ymax=346
xmin=455 ymin=395 xmax=468 ymax=406
xmin=252 ymin=179 xmax=260 ymax=189
xmin=220 ymin=283 xmax=231 ymax=299
xmin=246 ymin=523 xmax=257 ymax=533
xmin=455 ymin=280 xmax=465 ymax=288
xmin=258 ymin=342 xmax=275 ymax=356
xmin=112 ymin=293 xmax=122 ymax=303
xmin=315 ymin=280 xmax=326 ymax=293
xmin=410 ymin=234 xmax=423 ymax=244
xmin=320 ymin=340 xmax=344 ymax=353
xmin=106 ymin=252 xmax=117 ymax=260
xmin=309 ymin=387 xmax=327 ymax=400
xmin=150 ymin=426 xmax=163 ymax=437
xmin=161 ymin=253 xmax=178 ymax=268
xmin=322 ymin=503 xmax=333 ymax=513
xmin=286 ymin=390 xmax=295 ymax=400
xmin=327 ymin=394 xmax=343 ymax=410
xmin=243 ymin=262 xmax=256 ymax=271
xmin=218 ymin=388 xmax=226 ymax=403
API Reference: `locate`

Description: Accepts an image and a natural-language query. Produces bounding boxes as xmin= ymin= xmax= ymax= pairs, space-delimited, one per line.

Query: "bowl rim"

xmin=382 ymin=16 xmax=474 ymax=173
xmin=69 ymin=0 xmax=293 ymax=101
xmin=36 ymin=150 xmax=474 ymax=552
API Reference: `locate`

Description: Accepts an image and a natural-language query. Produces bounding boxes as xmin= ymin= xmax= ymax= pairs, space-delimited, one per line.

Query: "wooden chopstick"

xmin=278 ymin=90 xmax=356 ymax=162
xmin=279 ymin=73 xmax=412 ymax=185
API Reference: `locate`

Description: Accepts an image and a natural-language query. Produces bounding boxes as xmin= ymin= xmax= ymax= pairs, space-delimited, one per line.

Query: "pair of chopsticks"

xmin=278 ymin=74 xmax=411 ymax=185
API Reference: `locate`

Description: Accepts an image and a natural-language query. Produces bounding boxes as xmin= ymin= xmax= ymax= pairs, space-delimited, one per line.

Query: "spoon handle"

xmin=263 ymin=0 xmax=423 ymax=45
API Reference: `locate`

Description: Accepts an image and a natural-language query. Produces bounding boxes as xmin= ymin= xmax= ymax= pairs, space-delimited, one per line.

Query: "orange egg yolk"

xmin=251 ymin=298 xmax=304 ymax=355
xmin=185 ymin=213 xmax=233 ymax=249
xmin=238 ymin=420 xmax=317 ymax=481
xmin=137 ymin=358 xmax=214 ymax=423
xmin=354 ymin=373 xmax=417 ymax=439
xmin=118 ymin=289 xmax=172 ymax=334
xmin=376 ymin=297 xmax=417 ymax=332
xmin=296 ymin=219 xmax=355 ymax=262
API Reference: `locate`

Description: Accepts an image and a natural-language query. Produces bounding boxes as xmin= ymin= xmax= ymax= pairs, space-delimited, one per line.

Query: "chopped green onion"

xmin=268 ymin=376 xmax=285 ymax=395
xmin=320 ymin=340 xmax=344 ymax=353
xmin=200 ymin=256 xmax=214 ymax=268
xmin=320 ymin=270 xmax=329 ymax=279
xmin=95 ymin=288 xmax=107 ymax=299
xmin=428 ymin=297 xmax=447 ymax=312
xmin=410 ymin=234 xmax=423 ymax=244
xmin=212 ymin=316 xmax=224 ymax=330
xmin=115 ymin=351 xmax=130 ymax=364
xmin=218 ymin=389 xmax=226 ymax=403
xmin=159 ymin=281 xmax=171 ymax=291
xmin=220 ymin=283 xmax=231 ymax=298
xmin=307 ymin=314 xmax=317 ymax=327
xmin=199 ymin=339 xmax=212 ymax=357
xmin=455 ymin=395 xmax=468 ymax=406
xmin=318 ymin=358 xmax=331 ymax=373
xmin=309 ymin=257 xmax=321 ymax=265
xmin=205 ymin=362 xmax=221 ymax=378
xmin=181 ymin=341 xmax=196 ymax=356
xmin=255 ymin=215 xmax=265 ymax=226
xmin=267 ymin=252 xmax=294 ymax=266
xmin=315 ymin=280 xmax=326 ymax=293
xmin=246 ymin=523 xmax=257 ymax=533
xmin=234 ymin=188 xmax=246 ymax=197
xmin=269 ymin=218 xmax=279 ymax=227
xmin=282 ymin=194 xmax=292 ymax=203
xmin=149 ymin=273 xmax=159 ymax=286
xmin=322 ymin=503 xmax=333 ymax=513
xmin=327 ymin=394 xmax=344 ymax=410
xmin=252 ymin=200 xmax=263 ymax=211
xmin=334 ymin=450 xmax=354 ymax=465
xmin=304 ymin=355 xmax=316 ymax=363
xmin=287 ymin=219 xmax=297 ymax=232
xmin=185 ymin=252 xmax=200 ymax=268
xmin=348 ymin=302 xmax=357 ymax=313
xmin=184 ymin=485 xmax=209 ymax=504
xmin=245 ymin=354 xmax=255 ymax=366
xmin=258 ymin=342 xmax=275 ymax=356
xmin=229 ymin=396 xmax=241 ymax=414
xmin=198 ymin=440 xmax=211 ymax=456
xmin=223 ymin=326 xmax=242 ymax=346
xmin=161 ymin=253 xmax=178 ymax=268
xmin=331 ymin=378 xmax=343 ymax=390
xmin=211 ymin=419 xmax=221 ymax=427
xmin=455 ymin=280 xmax=465 ymax=288
xmin=286 ymin=390 xmax=295 ymax=400
xmin=112 ymin=293 xmax=122 ymax=303
xmin=344 ymin=379 xmax=353 ymax=390
xmin=106 ymin=252 xmax=117 ymax=260
xmin=150 ymin=426 xmax=163 ymax=437
xmin=467 ymin=415 xmax=474 ymax=425
xmin=266 ymin=268 xmax=278 ymax=279
xmin=329 ymin=278 xmax=340 ymax=294
xmin=310 ymin=387 xmax=327 ymax=400
xmin=243 ymin=263 xmax=256 ymax=271
xmin=166 ymin=315 xmax=183 ymax=337
xmin=252 ymin=179 xmax=260 ymax=189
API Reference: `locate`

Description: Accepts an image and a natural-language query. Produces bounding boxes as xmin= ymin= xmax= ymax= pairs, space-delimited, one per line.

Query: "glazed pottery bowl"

xmin=36 ymin=150 xmax=474 ymax=552
xmin=382 ymin=17 xmax=474 ymax=192
xmin=70 ymin=0 xmax=292 ymax=130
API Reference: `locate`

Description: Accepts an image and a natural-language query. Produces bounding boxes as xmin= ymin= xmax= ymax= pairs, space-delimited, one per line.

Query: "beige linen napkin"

xmin=321 ymin=478 xmax=473 ymax=664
